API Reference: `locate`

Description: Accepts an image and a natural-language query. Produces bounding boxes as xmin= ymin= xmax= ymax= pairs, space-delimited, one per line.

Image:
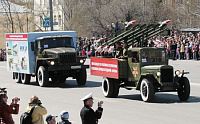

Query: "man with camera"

xmin=26 ymin=95 xmax=47 ymax=124
xmin=80 ymin=93 xmax=103 ymax=124
xmin=0 ymin=88 xmax=20 ymax=124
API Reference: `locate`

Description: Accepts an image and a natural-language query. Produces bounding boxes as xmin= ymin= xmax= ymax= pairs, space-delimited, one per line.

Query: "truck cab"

xmin=30 ymin=35 xmax=88 ymax=86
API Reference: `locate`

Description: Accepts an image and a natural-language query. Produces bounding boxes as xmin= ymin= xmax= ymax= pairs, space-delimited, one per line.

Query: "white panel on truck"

xmin=6 ymin=31 xmax=77 ymax=74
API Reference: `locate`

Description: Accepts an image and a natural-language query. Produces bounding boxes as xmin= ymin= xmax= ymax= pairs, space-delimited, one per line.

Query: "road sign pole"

xmin=49 ymin=0 xmax=53 ymax=31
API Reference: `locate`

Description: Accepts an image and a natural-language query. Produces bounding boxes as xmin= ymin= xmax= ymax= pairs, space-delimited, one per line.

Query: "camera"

xmin=16 ymin=97 xmax=20 ymax=101
xmin=12 ymin=97 xmax=20 ymax=101
xmin=37 ymin=100 xmax=42 ymax=106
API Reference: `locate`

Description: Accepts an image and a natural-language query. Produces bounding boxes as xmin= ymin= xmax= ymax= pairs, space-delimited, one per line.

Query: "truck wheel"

xmin=37 ymin=66 xmax=49 ymax=87
xmin=76 ymin=68 xmax=87 ymax=86
xmin=140 ymin=78 xmax=154 ymax=102
xmin=14 ymin=72 xmax=21 ymax=83
xmin=21 ymin=73 xmax=31 ymax=84
xmin=177 ymin=77 xmax=190 ymax=101
xmin=102 ymin=78 xmax=119 ymax=98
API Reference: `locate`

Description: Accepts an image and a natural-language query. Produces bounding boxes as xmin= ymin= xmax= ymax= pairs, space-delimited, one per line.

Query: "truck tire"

xmin=102 ymin=78 xmax=119 ymax=98
xmin=14 ymin=72 xmax=21 ymax=83
xmin=177 ymin=77 xmax=190 ymax=101
xmin=140 ymin=78 xmax=154 ymax=102
xmin=21 ymin=73 xmax=31 ymax=84
xmin=37 ymin=66 xmax=49 ymax=87
xmin=76 ymin=68 xmax=87 ymax=86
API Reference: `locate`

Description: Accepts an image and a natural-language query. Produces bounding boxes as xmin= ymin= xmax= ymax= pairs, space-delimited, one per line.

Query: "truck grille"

xmin=59 ymin=54 xmax=76 ymax=64
xmin=161 ymin=68 xmax=173 ymax=82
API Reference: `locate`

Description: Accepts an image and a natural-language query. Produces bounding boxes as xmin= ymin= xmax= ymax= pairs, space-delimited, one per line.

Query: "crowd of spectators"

xmin=148 ymin=31 xmax=200 ymax=60
xmin=76 ymin=31 xmax=200 ymax=60
xmin=1 ymin=88 xmax=102 ymax=124
xmin=0 ymin=88 xmax=72 ymax=124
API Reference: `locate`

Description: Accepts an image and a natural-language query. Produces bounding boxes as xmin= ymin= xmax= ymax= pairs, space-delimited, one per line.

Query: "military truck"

xmin=90 ymin=20 xmax=190 ymax=102
xmin=6 ymin=31 xmax=88 ymax=87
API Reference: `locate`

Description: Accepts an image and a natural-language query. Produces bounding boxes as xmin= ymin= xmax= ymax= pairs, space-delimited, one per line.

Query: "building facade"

xmin=34 ymin=0 xmax=66 ymax=31
xmin=0 ymin=1 xmax=31 ymax=48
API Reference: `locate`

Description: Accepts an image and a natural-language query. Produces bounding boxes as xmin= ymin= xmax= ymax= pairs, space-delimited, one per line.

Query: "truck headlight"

xmin=50 ymin=61 xmax=55 ymax=65
xmin=157 ymin=72 xmax=161 ymax=77
xmin=175 ymin=70 xmax=181 ymax=76
xmin=80 ymin=59 xmax=84 ymax=63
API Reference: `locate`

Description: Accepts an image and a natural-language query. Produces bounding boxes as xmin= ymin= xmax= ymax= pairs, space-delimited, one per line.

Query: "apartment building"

xmin=0 ymin=1 xmax=30 ymax=48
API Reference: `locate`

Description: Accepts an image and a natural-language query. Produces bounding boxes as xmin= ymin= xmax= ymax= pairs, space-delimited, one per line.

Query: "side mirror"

xmin=39 ymin=47 xmax=44 ymax=53
xmin=31 ymin=41 xmax=34 ymax=51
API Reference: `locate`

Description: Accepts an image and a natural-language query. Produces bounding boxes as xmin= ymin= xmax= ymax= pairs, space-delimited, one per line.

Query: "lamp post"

xmin=49 ymin=0 xmax=53 ymax=31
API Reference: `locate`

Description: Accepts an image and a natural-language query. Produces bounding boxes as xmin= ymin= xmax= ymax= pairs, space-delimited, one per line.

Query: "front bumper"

xmin=48 ymin=64 xmax=89 ymax=71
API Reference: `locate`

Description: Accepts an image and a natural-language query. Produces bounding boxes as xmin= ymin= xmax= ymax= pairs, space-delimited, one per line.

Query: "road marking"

xmin=0 ymin=66 xmax=7 ymax=68
xmin=191 ymin=83 xmax=200 ymax=86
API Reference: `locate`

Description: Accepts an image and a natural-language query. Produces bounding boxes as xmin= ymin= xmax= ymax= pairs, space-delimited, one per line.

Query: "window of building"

xmin=40 ymin=0 xmax=42 ymax=6
xmin=54 ymin=15 xmax=57 ymax=23
xmin=3 ymin=20 xmax=9 ymax=29
xmin=58 ymin=15 xmax=61 ymax=26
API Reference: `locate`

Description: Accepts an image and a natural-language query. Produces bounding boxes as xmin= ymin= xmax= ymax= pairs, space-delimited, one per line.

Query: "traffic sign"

xmin=43 ymin=18 xmax=50 ymax=28
xmin=53 ymin=22 xmax=58 ymax=25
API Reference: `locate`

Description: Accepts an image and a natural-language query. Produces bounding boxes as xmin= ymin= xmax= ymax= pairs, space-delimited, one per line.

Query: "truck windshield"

xmin=141 ymin=50 xmax=166 ymax=63
xmin=40 ymin=37 xmax=74 ymax=49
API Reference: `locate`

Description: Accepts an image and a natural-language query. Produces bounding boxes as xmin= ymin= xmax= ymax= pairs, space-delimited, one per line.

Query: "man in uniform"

xmin=122 ymin=42 xmax=128 ymax=58
xmin=80 ymin=93 xmax=103 ymax=124
xmin=115 ymin=42 xmax=123 ymax=58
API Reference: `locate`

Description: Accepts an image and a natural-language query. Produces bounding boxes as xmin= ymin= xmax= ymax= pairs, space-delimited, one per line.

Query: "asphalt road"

xmin=0 ymin=59 xmax=200 ymax=124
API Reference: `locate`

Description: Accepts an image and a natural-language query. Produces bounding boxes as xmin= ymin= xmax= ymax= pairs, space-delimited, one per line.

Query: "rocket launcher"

xmin=101 ymin=20 xmax=170 ymax=47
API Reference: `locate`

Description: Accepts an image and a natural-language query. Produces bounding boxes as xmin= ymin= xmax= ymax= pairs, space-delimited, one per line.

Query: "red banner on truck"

xmin=90 ymin=57 xmax=119 ymax=79
xmin=6 ymin=34 xmax=28 ymax=41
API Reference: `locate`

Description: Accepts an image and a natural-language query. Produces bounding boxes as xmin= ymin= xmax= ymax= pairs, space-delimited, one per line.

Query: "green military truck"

xmin=6 ymin=31 xmax=88 ymax=87
xmin=90 ymin=20 xmax=190 ymax=102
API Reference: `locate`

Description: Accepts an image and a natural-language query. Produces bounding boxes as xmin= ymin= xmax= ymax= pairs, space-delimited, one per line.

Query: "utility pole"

xmin=49 ymin=0 xmax=53 ymax=31
xmin=26 ymin=0 xmax=28 ymax=32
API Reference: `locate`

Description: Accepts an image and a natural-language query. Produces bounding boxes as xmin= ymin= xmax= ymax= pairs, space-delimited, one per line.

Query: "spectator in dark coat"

xmin=170 ymin=40 xmax=177 ymax=60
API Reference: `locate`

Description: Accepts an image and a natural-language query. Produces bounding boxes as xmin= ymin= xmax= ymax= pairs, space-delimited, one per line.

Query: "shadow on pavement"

xmin=118 ymin=93 xmax=200 ymax=104
xmin=26 ymin=80 xmax=101 ymax=88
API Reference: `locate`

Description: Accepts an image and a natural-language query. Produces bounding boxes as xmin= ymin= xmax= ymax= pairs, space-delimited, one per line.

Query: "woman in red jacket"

xmin=0 ymin=91 xmax=19 ymax=124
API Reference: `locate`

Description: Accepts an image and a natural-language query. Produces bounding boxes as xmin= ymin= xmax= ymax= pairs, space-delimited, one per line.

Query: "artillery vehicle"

xmin=90 ymin=20 xmax=190 ymax=102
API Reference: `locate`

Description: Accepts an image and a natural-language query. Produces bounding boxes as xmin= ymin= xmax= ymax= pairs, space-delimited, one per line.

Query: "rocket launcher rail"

xmin=101 ymin=20 xmax=170 ymax=47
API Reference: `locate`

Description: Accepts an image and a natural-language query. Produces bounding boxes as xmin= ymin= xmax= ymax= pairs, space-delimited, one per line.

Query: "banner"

xmin=90 ymin=57 xmax=119 ymax=79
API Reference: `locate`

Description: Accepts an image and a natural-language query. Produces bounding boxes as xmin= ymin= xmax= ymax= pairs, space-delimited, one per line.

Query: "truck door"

xmin=128 ymin=51 xmax=140 ymax=82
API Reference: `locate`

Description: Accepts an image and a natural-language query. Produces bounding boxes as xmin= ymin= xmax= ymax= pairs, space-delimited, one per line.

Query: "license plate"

xmin=71 ymin=65 xmax=81 ymax=69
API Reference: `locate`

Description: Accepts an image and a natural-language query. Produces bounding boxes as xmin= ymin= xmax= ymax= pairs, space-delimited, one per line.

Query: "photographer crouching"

xmin=26 ymin=95 xmax=47 ymax=124
xmin=0 ymin=88 xmax=20 ymax=124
